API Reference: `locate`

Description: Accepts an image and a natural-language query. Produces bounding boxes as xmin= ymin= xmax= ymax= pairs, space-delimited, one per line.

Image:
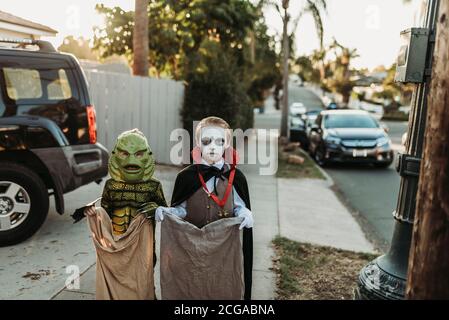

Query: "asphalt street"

xmin=262 ymin=84 xmax=409 ymax=249
xmin=324 ymin=121 xmax=407 ymax=248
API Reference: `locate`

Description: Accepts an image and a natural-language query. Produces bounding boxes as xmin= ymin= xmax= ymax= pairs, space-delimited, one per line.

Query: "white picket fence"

xmin=84 ymin=70 xmax=184 ymax=164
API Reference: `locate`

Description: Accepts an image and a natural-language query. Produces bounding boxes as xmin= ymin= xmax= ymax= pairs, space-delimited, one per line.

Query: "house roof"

xmin=0 ymin=10 xmax=57 ymax=34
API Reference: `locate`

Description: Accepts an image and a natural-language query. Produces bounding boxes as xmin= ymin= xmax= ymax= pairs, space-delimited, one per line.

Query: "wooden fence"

xmin=84 ymin=70 xmax=184 ymax=164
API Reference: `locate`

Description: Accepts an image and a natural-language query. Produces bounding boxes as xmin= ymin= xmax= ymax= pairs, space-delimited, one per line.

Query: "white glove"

xmin=155 ymin=206 xmax=187 ymax=222
xmin=155 ymin=207 xmax=169 ymax=222
xmin=236 ymin=207 xmax=254 ymax=230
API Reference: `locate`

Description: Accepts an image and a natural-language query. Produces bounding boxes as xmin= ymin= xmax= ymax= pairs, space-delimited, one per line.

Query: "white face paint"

xmin=198 ymin=126 xmax=227 ymax=164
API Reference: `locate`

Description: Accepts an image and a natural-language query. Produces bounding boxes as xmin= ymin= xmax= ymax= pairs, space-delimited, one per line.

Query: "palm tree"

xmin=327 ymin=39 xmax=359 ymax=104
xmin=269 ymin=0 xmax=327 ymax=138
xmin=311 ymin=48 xmax=327 ymax=84
xmin=133 ymin=0 xmax=149 ymax=76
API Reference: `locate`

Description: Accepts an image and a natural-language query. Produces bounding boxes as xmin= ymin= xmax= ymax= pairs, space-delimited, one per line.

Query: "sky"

xmin=1 ymin=0 xmax=424 ymax=70
xmin=263 ymin=0 xmax=424 ymax=70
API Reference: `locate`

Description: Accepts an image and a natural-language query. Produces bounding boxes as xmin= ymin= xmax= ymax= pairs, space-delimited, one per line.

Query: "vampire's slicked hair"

xmin=195 ymin=117 xmax=232 ymax=145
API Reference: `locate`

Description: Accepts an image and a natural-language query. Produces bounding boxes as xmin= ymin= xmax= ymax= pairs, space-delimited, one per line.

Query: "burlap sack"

xmin=86 ymin=207 xmax=154 ymax=300
xmin=160 ymin=214 xmax=244 ymax=300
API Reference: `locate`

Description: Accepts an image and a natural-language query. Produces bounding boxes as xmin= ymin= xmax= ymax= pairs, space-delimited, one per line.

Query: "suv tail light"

xmin=86 ymin=105 xmax=97 ymax=144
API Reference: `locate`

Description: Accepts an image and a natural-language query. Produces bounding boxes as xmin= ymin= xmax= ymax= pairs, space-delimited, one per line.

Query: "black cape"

xmin=170 ymin=164 xmax=253 ymax=300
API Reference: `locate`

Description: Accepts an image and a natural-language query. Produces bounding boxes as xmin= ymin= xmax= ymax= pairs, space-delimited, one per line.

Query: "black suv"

xmin=0 ymin=39 xmax=108 ymax=246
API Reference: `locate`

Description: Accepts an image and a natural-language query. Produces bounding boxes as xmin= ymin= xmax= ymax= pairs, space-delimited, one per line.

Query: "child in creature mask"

xmin=156 ymin=116 xmax=254 ymax=299
xmin=81 ymin=129 xmax=166 ymax=300
xmin=85 ymin=129 xmax=167 ymax=234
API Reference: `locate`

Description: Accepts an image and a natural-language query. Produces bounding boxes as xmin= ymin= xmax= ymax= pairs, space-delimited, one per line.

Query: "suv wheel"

xmin=0 ymin=162 xmax=49 ymax=246
xmin=314 ymin=146 xmax=328 ymax=167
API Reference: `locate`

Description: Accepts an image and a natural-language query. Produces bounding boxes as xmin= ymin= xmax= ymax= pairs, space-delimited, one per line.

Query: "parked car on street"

xmin=290 ymin=110 xmax=321 ymax=150
xmin=289 ymin=115 xmax=308 ymax=148
xmin=0 ymin=39 xmax=109 ymax=246
xmin=326 ymin=102 xmax=339 ymax=110
xmin=304 ymin=110 xmax=321 ymax=138
xmin=308 ymin=110 xmax=394 ymax=168
xmin=289 ymin=102 xmax=307 ymax=116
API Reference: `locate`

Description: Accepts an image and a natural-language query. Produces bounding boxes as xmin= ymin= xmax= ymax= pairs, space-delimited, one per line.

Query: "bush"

xmin=182 ymin=41 xmax=253 ymax=139
xmin=247 ymin=72 xmax=278 ymax=108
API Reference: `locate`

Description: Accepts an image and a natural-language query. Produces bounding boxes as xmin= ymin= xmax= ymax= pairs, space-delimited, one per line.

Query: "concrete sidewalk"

xmin=278 ymin=176 xmax=375 ymax=253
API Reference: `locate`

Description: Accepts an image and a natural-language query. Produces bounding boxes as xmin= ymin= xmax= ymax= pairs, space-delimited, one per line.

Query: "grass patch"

xmin=276 ymin=148 xmax=325 ymax=180
xmin=272 ymin=237 xmax=377 ymax=300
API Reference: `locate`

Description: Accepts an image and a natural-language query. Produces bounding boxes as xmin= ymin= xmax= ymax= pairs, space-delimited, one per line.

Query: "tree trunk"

xmin=406 ymin=0 xmax=449 ymax=299
xmin=280 ymin=7 xmax=290 ymax=138
xmin=249 ymin=30 xmax=256 ymax=64
xmin=133 ymin=0 xmax=149 ymax=76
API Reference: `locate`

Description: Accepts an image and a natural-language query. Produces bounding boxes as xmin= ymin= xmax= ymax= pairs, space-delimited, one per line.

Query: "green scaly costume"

xmin=101 ymin=129 xmax=167 ymax=235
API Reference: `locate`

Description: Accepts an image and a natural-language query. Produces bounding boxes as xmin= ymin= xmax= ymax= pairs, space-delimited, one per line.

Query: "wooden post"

xmin=133 ymin=0 xmax=149 ymax=76
xmin=406 ymin=0 xmax=449 ymax=299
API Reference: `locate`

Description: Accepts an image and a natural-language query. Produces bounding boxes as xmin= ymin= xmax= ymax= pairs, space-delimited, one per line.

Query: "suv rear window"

xmin=0 ymin=56 xmax=89 ymax=145
xmin=3 ymin=67 xmax=73 ymax=101
xmin=4 ymin=68 xmax=42 ymax=99
xmin=48 ymin=69 xmax=72 ymax=100
xmin=3 ymin=68 xmax=72 ymax=100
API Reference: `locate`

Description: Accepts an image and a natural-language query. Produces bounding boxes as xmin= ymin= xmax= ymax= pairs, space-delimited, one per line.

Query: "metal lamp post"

xmin=355 ymin=0 xmax=440 ymax=300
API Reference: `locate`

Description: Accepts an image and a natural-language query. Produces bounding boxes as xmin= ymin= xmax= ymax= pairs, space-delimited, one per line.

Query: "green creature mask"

xmin=108 ymin=129 xmax=155 ymax=183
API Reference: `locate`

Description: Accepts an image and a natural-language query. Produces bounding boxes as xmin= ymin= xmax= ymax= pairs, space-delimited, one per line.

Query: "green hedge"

xmin=182 ymin=42 xmax=253 ymax=140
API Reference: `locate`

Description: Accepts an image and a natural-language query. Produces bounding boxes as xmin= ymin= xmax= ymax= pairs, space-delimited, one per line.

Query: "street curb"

xmin=298 ymin=148 xmax=335 ymax=188
xmin=315 ymin=163 xmax=334 ymax=187
xmin=330 ymin=183 xmax=387 ymax=254
xmin=280 ymin=149 xmax=379 ymax=254
xmin=276 ymin=177 xmax=377 ymax=254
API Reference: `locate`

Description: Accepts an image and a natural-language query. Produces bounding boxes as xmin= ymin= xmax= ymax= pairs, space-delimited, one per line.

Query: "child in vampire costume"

xmin=156 ymin=117 xmax=254 ymax=300
xmin=72 ymin=129 xmax=167 ymax=300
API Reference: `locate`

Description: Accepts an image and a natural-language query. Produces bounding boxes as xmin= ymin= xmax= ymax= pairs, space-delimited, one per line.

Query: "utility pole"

xmin=133 ymin=0 xmax=149 ymax=76
xmin=406 ymin=0 xmax=449 ymax=299
xmin=280 ymin=0 xmax=290 ymax=138
xmin=356 ymin=0 xmax=440 ymax=300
